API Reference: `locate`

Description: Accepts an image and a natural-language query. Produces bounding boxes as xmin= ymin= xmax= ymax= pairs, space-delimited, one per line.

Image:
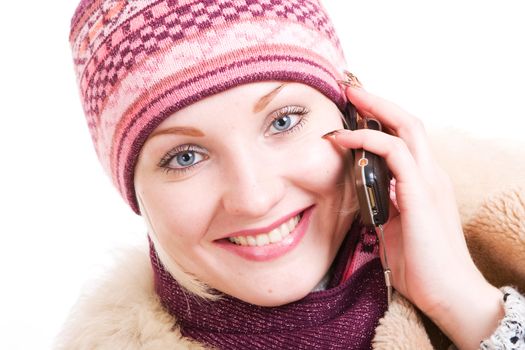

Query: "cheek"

xmin=286 ymin=139 xmax=349 ymax=194
xmin=140 ymin=180 xmax=217 ymax=252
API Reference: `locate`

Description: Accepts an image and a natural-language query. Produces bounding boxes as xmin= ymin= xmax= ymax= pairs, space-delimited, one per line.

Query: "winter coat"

xmin=55 ymin=130 xmax=525 ymax=349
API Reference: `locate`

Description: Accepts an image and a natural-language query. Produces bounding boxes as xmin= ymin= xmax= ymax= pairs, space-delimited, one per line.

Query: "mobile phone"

xmin=344 ymin=103 xmax=391 ymax=227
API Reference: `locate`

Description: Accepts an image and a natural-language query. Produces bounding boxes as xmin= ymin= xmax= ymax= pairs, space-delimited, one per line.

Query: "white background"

xmin=1 ymin=1 xmax=524 ymax=349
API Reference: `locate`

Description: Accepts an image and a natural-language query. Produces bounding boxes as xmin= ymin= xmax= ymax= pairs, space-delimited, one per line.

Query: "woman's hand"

xmin=326 ymin=85 xmax=503 ymax=350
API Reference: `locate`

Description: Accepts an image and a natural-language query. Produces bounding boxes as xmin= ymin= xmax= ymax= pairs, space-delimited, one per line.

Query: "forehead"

xmin=165 ymin=82 xmax=325 ymax=120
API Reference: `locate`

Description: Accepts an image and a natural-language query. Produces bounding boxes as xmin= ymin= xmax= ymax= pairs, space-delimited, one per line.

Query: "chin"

xmin=231 ymin=275 xmax=324 ymax=307
xmin=246 ymin=291 xmax=311 ymax=307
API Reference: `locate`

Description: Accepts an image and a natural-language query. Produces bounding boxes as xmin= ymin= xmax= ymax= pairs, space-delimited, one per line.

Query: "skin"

xmin=135 ymin=80 xmax=504 ymax=349
xmin=135 ymin=82 xmax=356 ymax=307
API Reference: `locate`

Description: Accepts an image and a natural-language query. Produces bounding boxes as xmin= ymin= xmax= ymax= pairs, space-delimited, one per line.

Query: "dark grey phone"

xmin=344 ymin=103 xmax=390 ymax=227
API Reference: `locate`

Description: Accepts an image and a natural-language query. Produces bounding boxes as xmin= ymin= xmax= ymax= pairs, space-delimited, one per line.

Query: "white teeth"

xmin=279 ymin=224 xmax=290 ymax=238
xmin=246 ymin=236 xmax=257 ymax=246
xmin=256 ymin=234 xmax=270 ymax=246
xmin=286 ymin=220 xmax=294 ymax=233
xmin=268 ymin=228 xmax=282 ymax=243
xmin=228 ymin=213 xmax=302 ymax=247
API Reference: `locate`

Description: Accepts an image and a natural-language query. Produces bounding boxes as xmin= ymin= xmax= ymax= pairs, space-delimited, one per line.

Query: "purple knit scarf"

xmin=150 ymin=222 xmax=388 ymax=349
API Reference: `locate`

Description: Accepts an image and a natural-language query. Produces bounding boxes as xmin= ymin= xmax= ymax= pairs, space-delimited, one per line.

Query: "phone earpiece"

xmin=344 ymin=102 xmax=358 ymax=131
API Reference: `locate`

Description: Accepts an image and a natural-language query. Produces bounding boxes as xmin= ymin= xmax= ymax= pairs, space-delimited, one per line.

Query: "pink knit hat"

xmin=69 ymin=0 xmax=347 ymax=214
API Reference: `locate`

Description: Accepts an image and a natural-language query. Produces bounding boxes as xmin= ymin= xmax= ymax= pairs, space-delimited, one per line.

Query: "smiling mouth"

xmin=226 ymin=211 xmax=304 ymax=247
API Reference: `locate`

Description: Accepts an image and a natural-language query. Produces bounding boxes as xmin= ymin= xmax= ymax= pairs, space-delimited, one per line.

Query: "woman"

xmin=59 ymin=0 xmax=524 ymax=349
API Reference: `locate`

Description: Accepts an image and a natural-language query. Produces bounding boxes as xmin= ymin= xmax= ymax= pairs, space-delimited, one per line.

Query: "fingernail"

xmin=339 ymin=70 xmax=363 ymax=89
xmin=336 ymin=79 xmax=354 ymax=88
xmin=322 ymin=130 xmax=343 ymax=139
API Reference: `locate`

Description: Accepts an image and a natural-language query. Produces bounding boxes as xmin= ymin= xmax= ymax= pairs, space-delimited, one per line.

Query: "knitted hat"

xmin=69 ymin=0 xmax=347 ymax=214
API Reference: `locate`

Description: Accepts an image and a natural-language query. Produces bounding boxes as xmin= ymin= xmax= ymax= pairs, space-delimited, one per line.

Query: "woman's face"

xmin=135 ymin=82 xmax=357 ymax=306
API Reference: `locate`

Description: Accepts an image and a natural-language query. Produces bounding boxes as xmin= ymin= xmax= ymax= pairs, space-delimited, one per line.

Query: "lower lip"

xmin=215 ymin=206 xmax=315 ymax=262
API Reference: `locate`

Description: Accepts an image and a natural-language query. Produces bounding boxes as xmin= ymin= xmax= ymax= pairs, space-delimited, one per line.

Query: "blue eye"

xmin=170 ymin=150 xmax=205 ymax=169
xmin=272 ymin=115 xmax=293 ymax=131
xmin=175 ymin=151 xmax=197 ymax=167
xmin=267 ymin=106 xmax=309 ymax=135
xmin=159 ymin=145 xmax=208 ymax=174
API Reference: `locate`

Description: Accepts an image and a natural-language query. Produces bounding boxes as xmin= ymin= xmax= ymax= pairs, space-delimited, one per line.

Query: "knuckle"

xmin=399 ymin=115 xmax=426 ymax=136
xmin=391 ymin=137 xmax=409 ymax=154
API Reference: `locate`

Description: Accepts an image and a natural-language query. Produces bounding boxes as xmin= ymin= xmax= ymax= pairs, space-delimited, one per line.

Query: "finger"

xmin=388 ymin=178 xmax=401 ymax=218
xmin=331 ymin=129 xmax=422 ymax=185
xmin=345 ymin=86 xmax=434 ymax=169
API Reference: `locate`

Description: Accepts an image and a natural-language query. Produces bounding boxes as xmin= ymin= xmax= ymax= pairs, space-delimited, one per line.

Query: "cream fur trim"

xmin=465 ymin=186 xmax=525 ymax=292
xmin=372 ymin=292 xmax=433 ymax=350
xmin=54 ymin=248 xmax=208 ymax=350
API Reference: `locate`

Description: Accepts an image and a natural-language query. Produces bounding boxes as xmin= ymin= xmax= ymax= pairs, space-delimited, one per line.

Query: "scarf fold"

xmin=150 ymin=222 xmax=388 ymax=349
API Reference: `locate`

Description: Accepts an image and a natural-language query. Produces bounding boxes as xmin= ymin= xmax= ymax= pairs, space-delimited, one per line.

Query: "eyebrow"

xmin=148 ymin=126 xmax=205 ymax=139
xmin=253 ymin=83 xmax=287 ymax=113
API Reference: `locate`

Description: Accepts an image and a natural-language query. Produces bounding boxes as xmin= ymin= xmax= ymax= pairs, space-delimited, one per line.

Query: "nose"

xmin=221 ymin=145 xmax=285 ymax=218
